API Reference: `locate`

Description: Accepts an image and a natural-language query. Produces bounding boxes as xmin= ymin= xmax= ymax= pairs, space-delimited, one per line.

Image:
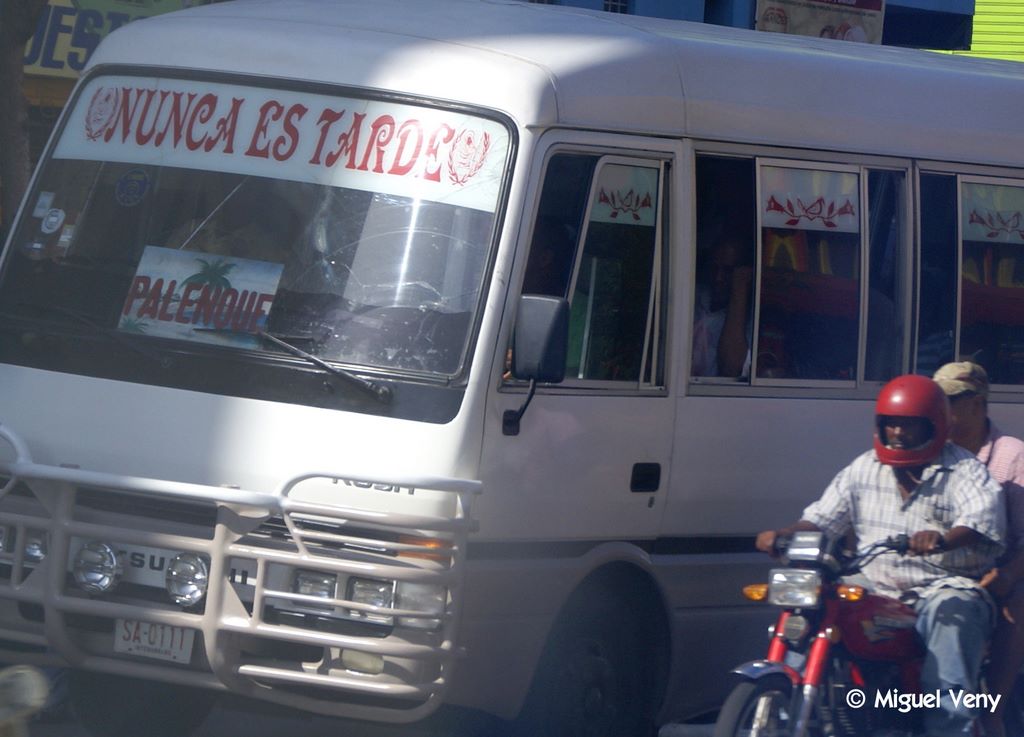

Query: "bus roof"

xmin=87 ymin=0 xmax=1024 ymax=167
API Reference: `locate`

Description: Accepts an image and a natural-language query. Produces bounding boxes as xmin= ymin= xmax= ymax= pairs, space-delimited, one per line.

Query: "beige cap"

xmin=933 ymin=361 xmax=989 ymax=397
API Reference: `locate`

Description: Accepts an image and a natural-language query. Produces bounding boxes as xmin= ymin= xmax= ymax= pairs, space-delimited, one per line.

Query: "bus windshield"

xmin=0 ymin=74 xmax=510 ymax=383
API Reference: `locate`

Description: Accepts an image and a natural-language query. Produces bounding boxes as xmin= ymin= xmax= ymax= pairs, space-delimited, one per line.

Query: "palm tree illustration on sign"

xmin=183 ymin=258 xmax=236 ymax=289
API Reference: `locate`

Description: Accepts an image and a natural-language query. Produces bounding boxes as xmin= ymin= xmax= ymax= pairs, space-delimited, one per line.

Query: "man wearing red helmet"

xmin=757 ymin=374 xmax=1006 ymax=737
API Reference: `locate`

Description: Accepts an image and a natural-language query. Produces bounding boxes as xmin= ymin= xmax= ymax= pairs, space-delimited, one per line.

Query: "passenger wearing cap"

xmin=756 ymin=374 xmax=1006 ymax=737
xmin=934 ymin=361 xmax=1024 ymax=737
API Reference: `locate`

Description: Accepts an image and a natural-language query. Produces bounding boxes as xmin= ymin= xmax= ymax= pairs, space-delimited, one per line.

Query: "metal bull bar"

xmin=0 ymin=423 xmax=480 ymax=723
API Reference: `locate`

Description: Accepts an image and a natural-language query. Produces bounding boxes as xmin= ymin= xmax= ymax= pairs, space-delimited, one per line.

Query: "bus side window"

xmin=521 ymin=155 xmax=594 ymax=299
xmin=865 ymin=170 xmax=906 ymax=383
xmin=959 ymin=180 xmax=1024 ymax=384
xmin=757 ymin=164 xmax=861 ymax=382
xmin=916 ymin=173 xmax=957 ymax=375
xmin=565 ymin=161 xmax=663 ymax=383
xmin=691 ymin=156 xmax=756 ymax=380
xmin=516 ymin=153 xmax=664 ymax=386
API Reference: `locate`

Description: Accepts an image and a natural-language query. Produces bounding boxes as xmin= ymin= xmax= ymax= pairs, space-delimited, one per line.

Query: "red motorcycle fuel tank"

xmin=837 ymin=592 xmax=924 ymax=661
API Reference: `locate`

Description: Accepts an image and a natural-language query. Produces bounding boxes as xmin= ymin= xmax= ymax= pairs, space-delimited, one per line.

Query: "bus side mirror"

xmin=512 ymin=295 xmax=568 ymax=383
xmin=504 ymin=295 xmax=568 ymax=437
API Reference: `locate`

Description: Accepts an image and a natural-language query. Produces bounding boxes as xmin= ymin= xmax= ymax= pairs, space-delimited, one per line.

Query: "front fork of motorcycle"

xmin=767 ymin=611 xmax=791 ymax=663
xmin=792 ymin=626 xmax=835 ymax=737
xmin=767 ymin=609 xmax=836 ymax=737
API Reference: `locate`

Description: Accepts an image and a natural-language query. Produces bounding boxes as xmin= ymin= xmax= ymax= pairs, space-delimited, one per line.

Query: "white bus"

xmin=0 ymin=0 xmax=1023 ymax=735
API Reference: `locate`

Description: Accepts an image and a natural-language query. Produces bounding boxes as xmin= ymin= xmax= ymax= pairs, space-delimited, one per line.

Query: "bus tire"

xmin=68 ymin=670 xmax=217 ymax=737
xmin=712 ymin=676 xmax=794 ymax=737
xmin=511 ymin=594 xmax=649 ymax=737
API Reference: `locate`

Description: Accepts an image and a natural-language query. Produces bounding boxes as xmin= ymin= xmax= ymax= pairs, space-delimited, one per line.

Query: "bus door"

xmin=479 ymin=139 xmax=678 ymax=542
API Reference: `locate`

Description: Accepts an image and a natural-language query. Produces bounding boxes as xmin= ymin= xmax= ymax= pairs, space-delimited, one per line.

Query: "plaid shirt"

xmin=802 ymin=444 xmax=1006 ymax=599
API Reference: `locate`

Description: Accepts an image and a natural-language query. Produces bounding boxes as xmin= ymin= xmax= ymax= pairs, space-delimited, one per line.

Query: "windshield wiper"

xmin=255 ymin=330 xmax=392 ymax=404
xmin=7 ymin=302 xmax=171 ymax=369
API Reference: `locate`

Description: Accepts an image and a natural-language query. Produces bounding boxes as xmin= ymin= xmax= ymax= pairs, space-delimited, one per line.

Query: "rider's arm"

xmin=717 ymin=265 xmax=752 ymax=378
xmin=946 ymin=455 xmax=1007 ymax=554
xmin=758 ymin=461 xmax=856 ymax=555
xmin=981 ymin=549 xmax=1024 ymax=600
xmin=909 ymin=526 xmax=982 ymax=555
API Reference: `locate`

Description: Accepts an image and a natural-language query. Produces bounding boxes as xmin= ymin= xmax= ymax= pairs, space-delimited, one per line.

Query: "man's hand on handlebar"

xmin=908 ymin=530 xmax=945 ymax=555
xmin=756 ymin=521 xmax=821 ymax=557
xmin=755 ymin=530 xmax=778 ymax=555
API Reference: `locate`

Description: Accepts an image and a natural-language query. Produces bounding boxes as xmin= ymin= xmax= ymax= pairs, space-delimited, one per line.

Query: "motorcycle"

xmin=713 ymin=530 xmax=925 ymax=737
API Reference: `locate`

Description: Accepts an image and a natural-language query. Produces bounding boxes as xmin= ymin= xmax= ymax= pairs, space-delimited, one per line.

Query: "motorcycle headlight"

xmin=768 ymin=569 xmax=822 ymax=608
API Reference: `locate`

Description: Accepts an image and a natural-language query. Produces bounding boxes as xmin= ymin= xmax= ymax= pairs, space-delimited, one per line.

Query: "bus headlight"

xmin=396 ymin=581 xmax=446 ymax=629
xmin=347 ymin=577 xmax=395 ymax=625
xmin=165 ymin=552 xmax=209 ymax=607
xmin=293 ymin=570 xmax=337 ymax=600
xmin=72 ymin=541 xmax=122 ymax=594
xmin=768 ymin=569 xmax=822 ymax=608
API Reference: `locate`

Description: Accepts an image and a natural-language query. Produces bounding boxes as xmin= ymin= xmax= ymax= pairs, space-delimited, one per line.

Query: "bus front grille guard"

xmin=0 ymin=423 xmax=480 ymax=723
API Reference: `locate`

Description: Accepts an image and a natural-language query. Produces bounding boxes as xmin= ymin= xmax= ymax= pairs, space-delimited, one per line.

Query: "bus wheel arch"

xmin=511 ymin=561 xmax=669 ymax=737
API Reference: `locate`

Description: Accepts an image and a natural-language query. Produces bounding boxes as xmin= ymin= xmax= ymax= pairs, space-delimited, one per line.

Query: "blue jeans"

xmin=912 ymin=586 xmax=994 ymax=737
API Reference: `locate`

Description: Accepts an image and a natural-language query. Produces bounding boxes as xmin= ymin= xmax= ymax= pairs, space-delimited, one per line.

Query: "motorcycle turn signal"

xmin=836 ymin=584 xmax=866 ymax=601
xmin=742 ymin=584 xmax=768 ymax=601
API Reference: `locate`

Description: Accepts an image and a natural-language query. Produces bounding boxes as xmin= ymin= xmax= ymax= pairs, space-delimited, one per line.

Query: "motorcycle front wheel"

xmin=712 ymin=676 xmax=796 ymax=737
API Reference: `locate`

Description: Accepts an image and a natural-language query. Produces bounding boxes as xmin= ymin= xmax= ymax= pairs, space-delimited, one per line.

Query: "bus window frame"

xmin=502 ymin=135 xmax=678 ymax=397
xmin=688 ymin=141 xmax=914 ymax=399
xmin=914 ymin=159 xmax=1024 ymax=395
xmin=918 ymin=167 xmax=1024 ymax=394
xmin=753 ymin=157 xmax=862 ymax=389
xmin=562 ymin=154 xmax=667 ymax=390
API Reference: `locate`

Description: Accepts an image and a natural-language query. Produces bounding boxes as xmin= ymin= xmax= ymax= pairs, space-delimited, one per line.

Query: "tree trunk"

xmin=0 ymin=0 xmax=50 ymax=239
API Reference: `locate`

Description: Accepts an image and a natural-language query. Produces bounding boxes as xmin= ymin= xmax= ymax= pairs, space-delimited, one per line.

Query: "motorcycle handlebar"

xmin=771 ymin=533 xmax=792 ymax=557
xmin=886 ymin=533 xmax=910 ymax=555
xmin=876 ymin=533 xmax=945 ymax=555
xmin=770 ymin=532 xmax=940 ymax=559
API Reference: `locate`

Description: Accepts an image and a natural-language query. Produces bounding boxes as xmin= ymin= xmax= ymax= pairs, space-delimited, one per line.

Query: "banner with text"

xmin=755 ymin=0 xmax=884 ymax=44
xmin=55 ymin=75 xmax=510 ymax=213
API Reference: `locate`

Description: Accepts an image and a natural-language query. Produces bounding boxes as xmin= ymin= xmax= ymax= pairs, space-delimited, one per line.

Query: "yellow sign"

xmin=23 ymin=0 xmax=196 ymax=80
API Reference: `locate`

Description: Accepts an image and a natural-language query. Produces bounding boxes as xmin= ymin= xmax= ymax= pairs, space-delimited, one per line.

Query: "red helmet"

xmin=873 ymin=375 xmax=950 ymax=468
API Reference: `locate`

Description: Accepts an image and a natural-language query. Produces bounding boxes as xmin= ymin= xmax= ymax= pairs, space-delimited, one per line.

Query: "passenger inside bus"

xmin=691 ymin=234 xmax=753 ymax=378
xmin=756 ymin=227 xmax=860 ymax=381
xmin=522 ymin=215 xmax=577 ymax=298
